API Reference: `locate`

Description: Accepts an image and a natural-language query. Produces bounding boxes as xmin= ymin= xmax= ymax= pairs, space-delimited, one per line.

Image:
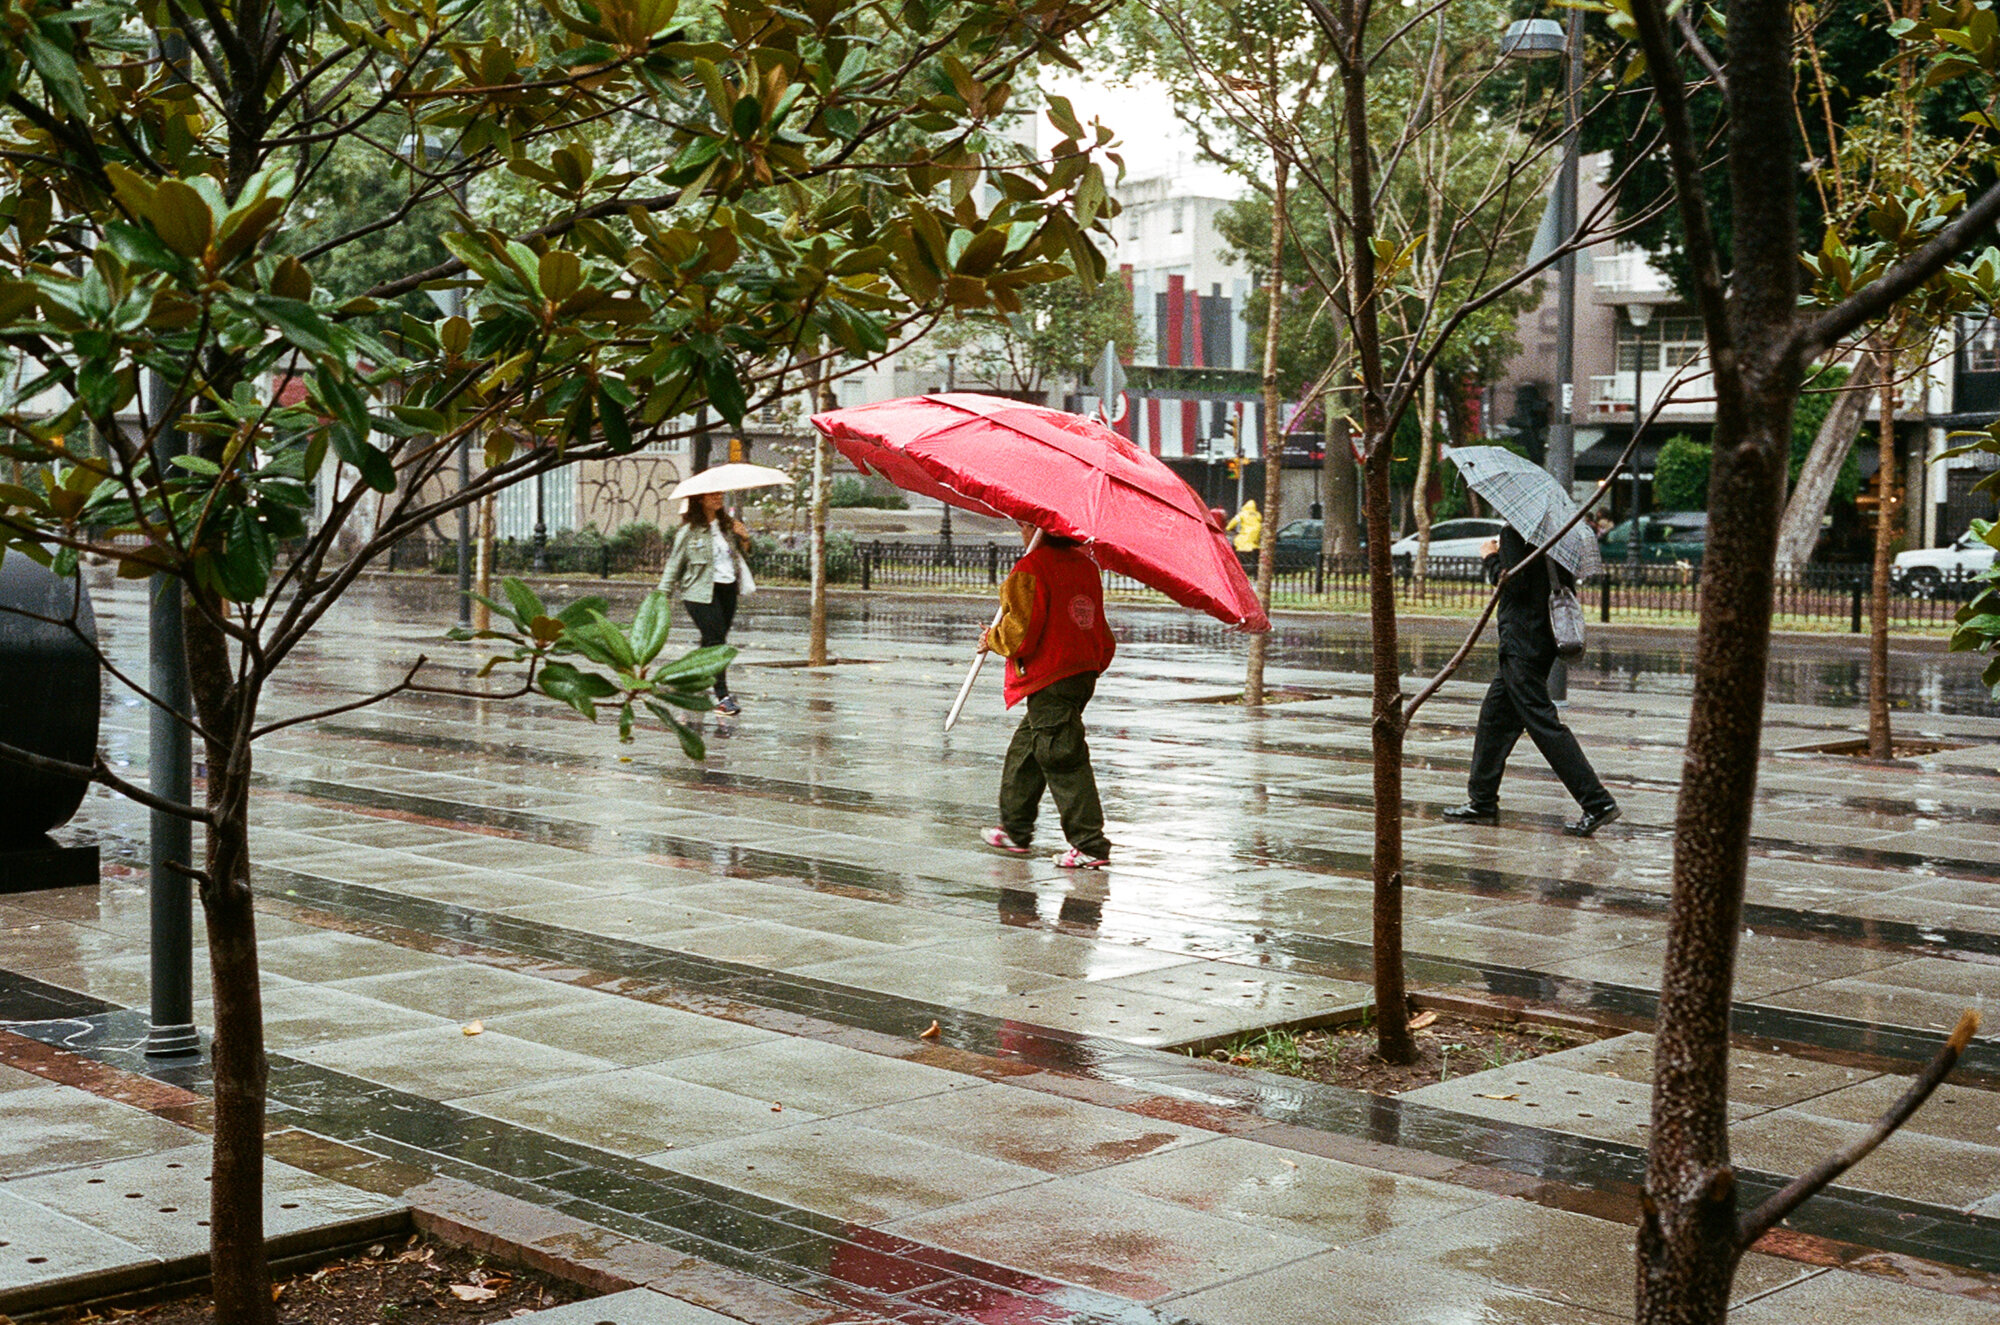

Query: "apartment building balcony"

xmin=1588 ymin=370 xmax=1716 ymax=423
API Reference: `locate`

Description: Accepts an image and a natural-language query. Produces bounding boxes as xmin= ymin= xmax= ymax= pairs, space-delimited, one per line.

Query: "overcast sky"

xmin=1036 ymin=69 xmax=1244 ymax=199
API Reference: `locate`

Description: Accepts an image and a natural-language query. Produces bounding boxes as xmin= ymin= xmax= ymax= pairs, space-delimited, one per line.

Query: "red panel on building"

xmin=1147 ymin=397 xmax=1162 ymax=455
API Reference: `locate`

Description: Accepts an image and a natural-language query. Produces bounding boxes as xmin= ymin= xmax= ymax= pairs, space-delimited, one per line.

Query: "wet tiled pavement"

xmin=5 ymin=578 xmax=2000 ymax=1322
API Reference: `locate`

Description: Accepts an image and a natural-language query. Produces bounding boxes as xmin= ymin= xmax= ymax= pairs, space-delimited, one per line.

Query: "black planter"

xmin=0 ymin=556 xmax=100 ymax=845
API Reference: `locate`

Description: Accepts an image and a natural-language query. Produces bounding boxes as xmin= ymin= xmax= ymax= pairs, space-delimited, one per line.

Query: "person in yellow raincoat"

xmin=1226 ymin=499 xmax=1261 ymax=553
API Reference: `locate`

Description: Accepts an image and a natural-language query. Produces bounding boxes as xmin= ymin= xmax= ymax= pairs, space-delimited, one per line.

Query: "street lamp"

xmin=939 ymin=353 xmax=956 ymax=546
xmin=1502 ymin=14 xmax=1582 ymax=498
xmin=1504 ymin=12 xmax=1582 ymax=702
xmin=1624 ymin=302 xmax=1653 ymax=569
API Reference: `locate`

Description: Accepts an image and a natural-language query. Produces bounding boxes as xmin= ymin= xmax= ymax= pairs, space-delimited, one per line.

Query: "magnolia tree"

xmin=0 ymin=0 xmax=1118 ymax=1320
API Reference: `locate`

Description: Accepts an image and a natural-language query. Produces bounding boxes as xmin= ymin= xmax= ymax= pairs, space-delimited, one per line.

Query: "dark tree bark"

xmin=1325 ymin=406 xmax=1361 ymax=555
xmin=1868 ymin=358 xmax=1900 ymax=758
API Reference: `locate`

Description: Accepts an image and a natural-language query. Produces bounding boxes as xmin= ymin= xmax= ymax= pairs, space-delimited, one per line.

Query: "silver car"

xmin=1391 ymin=517 xmax=1507 ymax=580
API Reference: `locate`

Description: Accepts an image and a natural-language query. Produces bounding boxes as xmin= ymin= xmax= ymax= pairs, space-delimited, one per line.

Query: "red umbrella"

xmin=810 ymin=393 xmax=1269 ymax=631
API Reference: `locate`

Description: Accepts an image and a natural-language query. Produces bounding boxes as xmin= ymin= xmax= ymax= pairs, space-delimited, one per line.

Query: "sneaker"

xmin=1053 ymin=846 xmax=1110 ymax=869
xmin=714 ymin=695 xmax=741 ymax=716
xmin=982 ymin=827 xmax=1029 ymax=855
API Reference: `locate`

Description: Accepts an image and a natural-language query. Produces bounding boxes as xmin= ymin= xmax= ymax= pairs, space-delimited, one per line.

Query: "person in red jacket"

xmin=978 ymin=521 xmax=1117 ymax=868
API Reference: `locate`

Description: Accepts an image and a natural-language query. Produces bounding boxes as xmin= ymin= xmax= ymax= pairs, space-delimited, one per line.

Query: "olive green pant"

xmin=999 ymin=671 xmax=1109 ymax=857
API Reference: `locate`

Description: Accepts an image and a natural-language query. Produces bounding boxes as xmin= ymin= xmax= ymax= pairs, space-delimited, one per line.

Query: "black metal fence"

xmin=377 ymin=537 xmax=1975 ymax=631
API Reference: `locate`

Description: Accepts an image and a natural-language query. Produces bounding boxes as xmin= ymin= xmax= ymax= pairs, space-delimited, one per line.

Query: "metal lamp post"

xmin=939 ymin=354 xmax=956 ymax=547
xmin=1504 ymin=14 xmax=1580 ymax=699
xmin=1625 ymin=302 xmax=1652 ymax=569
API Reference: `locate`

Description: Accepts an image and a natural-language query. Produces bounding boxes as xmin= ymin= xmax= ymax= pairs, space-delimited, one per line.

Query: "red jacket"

xmin=987 ymin=541 xmax=1116 ymax=707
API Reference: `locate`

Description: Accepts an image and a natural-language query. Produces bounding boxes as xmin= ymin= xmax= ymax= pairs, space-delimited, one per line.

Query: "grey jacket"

xmin=657 ymin=520 xmax=742 ymax=604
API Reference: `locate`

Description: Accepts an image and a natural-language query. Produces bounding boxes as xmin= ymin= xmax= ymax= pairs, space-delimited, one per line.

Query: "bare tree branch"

xmin=0 ymin=740 xmax=212 ymax=823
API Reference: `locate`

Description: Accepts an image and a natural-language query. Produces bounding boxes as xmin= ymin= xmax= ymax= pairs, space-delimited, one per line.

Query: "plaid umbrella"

xmin=1445 ymin=446 xmax=1604 ymax=579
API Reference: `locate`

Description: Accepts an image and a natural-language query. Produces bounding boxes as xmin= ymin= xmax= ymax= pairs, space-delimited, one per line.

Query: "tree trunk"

xmin=182 ymin=599 xmax=274 ymax=1325
xmin=1772 ymin=348 xmax=1880 ymax=573
xmin=473 ymin=494 xmax=494 ymax=634
xmin=1363 ymin=425 xmax=1415 ymax=1064
xmin=1412 ymin=367 xmax=1436 ymax=594
xmin=1635 ymin=0 xmax=1802 ymax=1315
xmin=1326 ymin=403 xmax=1360 ymax=556
xmin=1245 ymin=154 xmax=1289 ymax=706
xmin=809 ymin=370 xmax=833 ymax=666
xmin=1867 ymin=358 xmax=1898 ymax=758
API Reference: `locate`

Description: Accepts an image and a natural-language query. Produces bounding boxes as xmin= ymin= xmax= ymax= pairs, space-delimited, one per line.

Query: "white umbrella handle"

xmin=943 ymin=530 xmax=1040 ymax=732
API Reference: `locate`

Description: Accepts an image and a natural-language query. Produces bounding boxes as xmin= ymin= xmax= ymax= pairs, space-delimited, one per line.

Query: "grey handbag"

xmin=1549 ymin=580 xmax=1586 ymax=659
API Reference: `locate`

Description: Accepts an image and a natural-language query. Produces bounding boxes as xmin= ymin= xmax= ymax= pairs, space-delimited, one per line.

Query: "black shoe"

xmin=1440 ymin=803 xmax=1498 ymax=824
xmin=1564 ymin=804 xmax=1621 ymax=837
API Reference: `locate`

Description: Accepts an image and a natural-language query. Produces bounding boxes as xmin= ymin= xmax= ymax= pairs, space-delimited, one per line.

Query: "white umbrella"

xmin=667 ymin=463 xmax=791 ymax=502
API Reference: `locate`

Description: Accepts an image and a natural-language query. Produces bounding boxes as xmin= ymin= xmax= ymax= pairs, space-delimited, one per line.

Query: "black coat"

xmin=1494 ymin=526 xmax=1571 ymax=659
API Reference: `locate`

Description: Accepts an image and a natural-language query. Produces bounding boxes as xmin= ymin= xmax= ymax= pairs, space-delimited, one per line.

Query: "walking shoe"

xmin=1052 ymin=846 xmax=1110 ymax=869
xmin=982 ymin=827 xmax=1029 ymax=855
xmin=1440 ymin=803 xmax=1498 ymax=825
xmin=1564 ymin=804 xmax=1621 ymax=837
xmin=714 ymin=695 xmax=741 ymax=716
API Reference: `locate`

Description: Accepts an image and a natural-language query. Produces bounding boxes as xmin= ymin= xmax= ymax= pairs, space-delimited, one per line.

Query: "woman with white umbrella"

xmin=658 ymin=462 xmax=789 ymax=716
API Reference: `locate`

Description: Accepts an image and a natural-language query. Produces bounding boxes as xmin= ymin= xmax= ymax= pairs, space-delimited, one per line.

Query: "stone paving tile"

xmin=1759 ymin=974 xmax=1997 ymax=1038
xmin=886 ymin=1176 xmax=1326 ymax=1302
xmin=1731 ymin=1269 xmax=2000 ymax=1322
xmin=1165 ymin=1247 xmax=1621 ymax=1324
xmin=296 ymin=1026 xmax=619 ymax=1101
xmin=5 ymin=1144 xmax=399 ymax=1259
xmin=654 ymin=920 xmax=895 ymax=973
xmin=1791 ymin=1076 xmax=2000 ymax=1147
xmin=786 ymin=948 xmax=1069 ymax=1004
xmin=382 ymin=871 xmax=607 ymax=912
xmin=197 ymin=982 xmax=455 ymax=1052
xmin=498 ymin=894 xmax=747 ymax=940
xmin=1401 ymin=1063 xmax=1694 ymax=1144
xmin=966 ymin=980 xmax=1258 ymax=1046
xmin=257 ymin=930 xmax=461 ymax=984
xmin=510 ymin=859 xmax=717 ymax=892
xmin=328 ymin=963 xmax=612 ymax=1021
xmin=1529 ymin=1033 xmax=1876 ymax=1112
xmin=1347 ymin=1197 xmax=1816 ymax=1318
xmin=0 ymin=1063 xmax=47 ymax=1093
xmin=1094 ymin=1134 xmax=1490 ymax=1245
xmin=0 ymin=1186 xmax=153 ymax=1295
xmin=1090 ymin=961 xmax=1373 ymax=1022
xmin=839 ymin=1083 xmax=1204 ymax=1176
xmin=1730 ymin=1108 xmax=2000 ymax=1208
xmin=459 ymin=1069 xmax=816 ymax=1158
xmin=642 ymin=1037 xmax=977 ymax=1117
xmin=280 ymin=849 xmax=487 ymax=888
xmin=1543 ymin=930 xmax=1911 ymax=1002
xmin=646 ymin=1117 xmax=1049 ymax=1225
xmin=491 ymin=999 xmax=780 ymax=1066
xmin=509 ymin=1287 xmax=742 ymax=1325
xmin=0 ymin=1085 xmax=203 ymax=1180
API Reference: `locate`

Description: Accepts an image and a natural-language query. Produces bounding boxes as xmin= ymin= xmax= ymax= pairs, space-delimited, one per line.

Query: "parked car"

xmin=1236 ymin=518 xmax=1330 ymax=572
xmin=1390 ymin=517 xmax=1507 ymax=581
xmin=1892 ymin=527 xmax=1997 ymax=598
xmin=1599 ymin=511 xmax=1708 ymax=566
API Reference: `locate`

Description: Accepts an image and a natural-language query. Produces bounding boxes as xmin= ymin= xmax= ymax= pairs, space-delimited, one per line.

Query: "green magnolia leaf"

xmin=649 ymin=643 xmax=735 ymax=687
xmin=501 ymin=577 xmax=546 ymax=628
xmin=645 ymin=698 xmax=707 ymax=759
xmin=539 ymin=660 xmax=619 ymax=719
xmin=631 ymin=590 xmax=670 ymax=664
xmin=555 ymin=595 xmax=612 ymax=629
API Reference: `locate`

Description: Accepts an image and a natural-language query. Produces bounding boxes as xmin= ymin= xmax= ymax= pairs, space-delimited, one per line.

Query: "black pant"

xmin=999 ymin=672 xmax=1110 ymax=856
xmin=683 ymin=582 xmax=738 ymax=697
xmin=1466 ymin=649 xmax=1613 ymax=814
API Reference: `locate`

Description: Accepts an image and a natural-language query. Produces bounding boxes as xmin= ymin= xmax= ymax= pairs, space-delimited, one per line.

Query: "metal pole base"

xmin=145 ymin=1022 xmax=201 ymax=1057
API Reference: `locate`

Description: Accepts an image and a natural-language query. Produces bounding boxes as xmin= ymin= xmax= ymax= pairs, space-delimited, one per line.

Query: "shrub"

xmin=1653 ymin=433 xmax=1712 ymax=511
xmin=828 ymin=476 xmax=909 ymax=509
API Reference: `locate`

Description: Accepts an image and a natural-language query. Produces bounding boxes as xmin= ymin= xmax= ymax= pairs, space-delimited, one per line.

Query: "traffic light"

xmin=728 ymin=437 xmax=745 ymax=463
xmin=1225 ymin=457 xmax=1242 ymax=479
xmin=1228 ymin=412 xmax=1243 ymax=456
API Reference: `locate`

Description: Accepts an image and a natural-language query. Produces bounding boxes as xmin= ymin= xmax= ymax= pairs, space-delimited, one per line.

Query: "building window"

xmin=1171 ymin=200 xmax=1184 ymax=234
xmin=1126 ymin=209 xmax=1141 ymax=241
xmin=1615 ymin=316 xmax=1706 ymax=373
xmin=1964 ymin=315 xmax=2000 ymax=372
